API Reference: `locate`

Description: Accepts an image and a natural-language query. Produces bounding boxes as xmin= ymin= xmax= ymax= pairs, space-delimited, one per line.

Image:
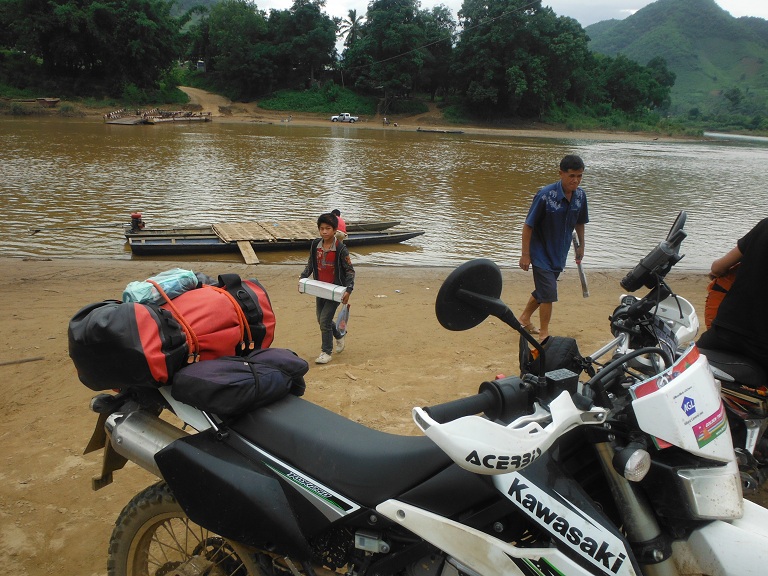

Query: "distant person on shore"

xmin=518 ymin=155 xmax=589 ymax=341
xmin=331 ymin=209 xmax=348 ymax=242
xmin=300 ymin=213 xmax=355 ymax=364
xmin=698 ymin=218 xmax=768 ymax=374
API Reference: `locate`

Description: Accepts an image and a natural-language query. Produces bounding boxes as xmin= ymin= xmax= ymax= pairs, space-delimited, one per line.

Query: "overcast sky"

xmin=257 ymin=0 xmax=768 ymax=28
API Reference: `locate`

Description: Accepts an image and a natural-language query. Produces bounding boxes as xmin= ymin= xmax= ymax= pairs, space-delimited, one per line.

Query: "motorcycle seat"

xmin=228 ymin=394 xmax=453 ymax=507
xmin=698 ymin=347 xmax=767 ymax=389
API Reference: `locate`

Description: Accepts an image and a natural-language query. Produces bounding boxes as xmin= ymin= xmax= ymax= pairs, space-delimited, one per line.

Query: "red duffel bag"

xmin=68 ymin=274 xmax=276 ymax=391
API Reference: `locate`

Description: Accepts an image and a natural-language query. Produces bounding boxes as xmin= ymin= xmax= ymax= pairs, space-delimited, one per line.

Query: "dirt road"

xmin=177 ymin=86 xmax=234 ymax=116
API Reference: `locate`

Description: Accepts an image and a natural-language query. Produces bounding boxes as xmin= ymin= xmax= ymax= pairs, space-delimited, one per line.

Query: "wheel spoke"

xmin=110 ymin=483 xmax=264 ymax=576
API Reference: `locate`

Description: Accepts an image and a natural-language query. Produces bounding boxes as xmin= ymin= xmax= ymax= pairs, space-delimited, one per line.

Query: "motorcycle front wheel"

xmin=108 ymin=481 xmax=264 ymax=576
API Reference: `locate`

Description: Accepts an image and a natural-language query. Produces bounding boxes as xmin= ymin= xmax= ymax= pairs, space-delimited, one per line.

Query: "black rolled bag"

xmin=170 ymin=348 xmax=309 ymax=416
xmin=68 ymin=300 xmax=189 ymax=391
xmin=68 ymin=273 xmax=276 ymax=391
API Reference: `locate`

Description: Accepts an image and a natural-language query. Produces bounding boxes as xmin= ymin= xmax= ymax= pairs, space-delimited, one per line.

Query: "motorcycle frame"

xmin=93 ymin=383 xmax=768 ymax=576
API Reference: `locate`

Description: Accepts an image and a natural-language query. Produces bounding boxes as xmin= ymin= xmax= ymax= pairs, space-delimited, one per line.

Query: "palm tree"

xmin=338 ymin=9 xmax=364 ymax=48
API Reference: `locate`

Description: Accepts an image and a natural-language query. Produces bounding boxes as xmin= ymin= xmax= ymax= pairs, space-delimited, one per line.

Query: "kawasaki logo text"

xmin=507 ymin=477 xmax=627 ymax=574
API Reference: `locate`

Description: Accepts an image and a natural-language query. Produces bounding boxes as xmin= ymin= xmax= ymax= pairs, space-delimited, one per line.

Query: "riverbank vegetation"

xmin=0 ymin=0 xmax=765 ymax=136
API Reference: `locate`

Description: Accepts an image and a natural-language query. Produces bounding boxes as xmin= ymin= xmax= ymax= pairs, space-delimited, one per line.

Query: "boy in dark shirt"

xmin=300 ymin=213 xmax=355 ymax=364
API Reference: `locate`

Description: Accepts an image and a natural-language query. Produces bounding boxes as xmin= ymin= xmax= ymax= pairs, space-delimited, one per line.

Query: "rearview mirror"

xmin=436 ymin=258 xmax=548 ymax=385
xmin=435 ymin=259 xmax=506 ymax=330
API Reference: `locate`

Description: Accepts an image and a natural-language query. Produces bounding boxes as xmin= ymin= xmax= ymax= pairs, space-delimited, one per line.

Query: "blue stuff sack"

xmin=123 ymin=268 xmax=200 ymax=304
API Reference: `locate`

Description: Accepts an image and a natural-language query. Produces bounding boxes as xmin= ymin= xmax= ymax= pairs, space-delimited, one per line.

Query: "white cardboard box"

xmin=298 ymin=278 xmax=347 ymax=302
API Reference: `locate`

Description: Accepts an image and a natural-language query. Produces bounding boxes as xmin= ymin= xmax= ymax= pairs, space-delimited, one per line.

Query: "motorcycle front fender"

xmin=672 ymin=500 xmax=768 ymax=574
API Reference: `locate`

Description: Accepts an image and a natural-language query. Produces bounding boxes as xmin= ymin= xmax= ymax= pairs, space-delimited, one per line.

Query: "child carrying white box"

xmin=298 ymin=213 xmax=356 ymax=364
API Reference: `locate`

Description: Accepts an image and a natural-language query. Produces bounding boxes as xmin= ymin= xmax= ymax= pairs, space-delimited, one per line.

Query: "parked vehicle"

xmin=331 ymin=112 xmax=358 ymax=122
xmin=77 ymin=242 xmax=768 ymax=575
xmin=587 ymin=210 xmax=768 ymax=494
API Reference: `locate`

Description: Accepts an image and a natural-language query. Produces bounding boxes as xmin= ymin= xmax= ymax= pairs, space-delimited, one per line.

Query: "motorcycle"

xmin=589 ymin=210 xmax=768 ymax=493
xmin=81 ymin=256 xmax=768 ymax=576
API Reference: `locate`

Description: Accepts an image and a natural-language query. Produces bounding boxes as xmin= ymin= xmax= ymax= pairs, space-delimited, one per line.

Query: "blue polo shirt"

xmin=524 ymin=181 xmax=589 ymax=272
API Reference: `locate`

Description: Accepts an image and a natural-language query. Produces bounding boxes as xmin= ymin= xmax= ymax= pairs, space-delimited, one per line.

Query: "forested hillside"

xmin=585 ymin=0 xmax=768 ymax=116
xmin=3 ymin=0 xmax=766 ymax=133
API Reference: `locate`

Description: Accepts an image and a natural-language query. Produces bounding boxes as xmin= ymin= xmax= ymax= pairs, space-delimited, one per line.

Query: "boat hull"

xmin=124 ymin=220 xmax=402 ymax=239
xmin=128 ymin=230 xmax=424 ymax=256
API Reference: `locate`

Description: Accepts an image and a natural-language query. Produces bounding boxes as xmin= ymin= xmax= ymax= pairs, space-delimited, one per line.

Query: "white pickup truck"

xmin=330 ymin=113 xmax=359 ymax=123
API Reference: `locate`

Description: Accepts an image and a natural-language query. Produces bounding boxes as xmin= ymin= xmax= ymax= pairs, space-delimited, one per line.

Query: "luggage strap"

xmin=148 ymin=279 xmax=200 ymax=363
xmin=219 ymin=273 xmax=259 ymax=315
xmin=206 ymin=285 xmax=254 ymax=351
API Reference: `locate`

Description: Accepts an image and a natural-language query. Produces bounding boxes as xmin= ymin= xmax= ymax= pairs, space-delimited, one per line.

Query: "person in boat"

xmin=331 ymin=209 xmax=348 ymax=242
xmin=300 ymin=213 xmax=355 ymax=365
xmin=517 ymin=155 xmax=589 ymax=341
xmin=697 ymin=218 xmax=768 ymax=374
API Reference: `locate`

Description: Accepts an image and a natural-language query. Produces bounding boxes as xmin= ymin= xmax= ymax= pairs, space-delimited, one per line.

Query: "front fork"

xmin=594 ymin=441 xmax=680 ymax=576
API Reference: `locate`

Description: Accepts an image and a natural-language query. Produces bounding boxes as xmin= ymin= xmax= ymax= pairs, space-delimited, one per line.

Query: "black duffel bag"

xmin=519 ymin=335 xmax=585 ymax=377
xmin=171 ymin=347 xmax=308 ymax=415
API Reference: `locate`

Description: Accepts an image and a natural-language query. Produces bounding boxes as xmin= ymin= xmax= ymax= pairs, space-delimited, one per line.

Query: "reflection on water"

xmin=1 ymin=117 xmax=766 ymax=270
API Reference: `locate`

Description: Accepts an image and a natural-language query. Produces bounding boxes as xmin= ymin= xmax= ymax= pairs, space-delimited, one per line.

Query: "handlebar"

xmin=423 ymin=387 xmax=498 ymax=424
xmin=423 ymin=377 xmax=536 ymax=424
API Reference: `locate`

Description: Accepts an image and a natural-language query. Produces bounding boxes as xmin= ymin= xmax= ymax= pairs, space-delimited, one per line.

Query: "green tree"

xmin=268 ymin=0 xmax=337 ymax=86
xmin=595 ymin=53 xmax=673 ymax=114
xmin=645 ymin=55 xmax=676 ymax=111
xmin=452 ymin=0 xmax=591 ymax=117
xmin=338 ymin=9 xmax=364 ymax=48
xmin=206 ymin=0 xmax=273 ymax=98
xmin=417 ymin=5 xmax=456 ymax=102
xmin=1 ymin=0 xmax=181 ymax=94
xmin=343 ymin=0 xmax=426 ymax=111
xmin=723 ymin=86 xmax=743 ymax=109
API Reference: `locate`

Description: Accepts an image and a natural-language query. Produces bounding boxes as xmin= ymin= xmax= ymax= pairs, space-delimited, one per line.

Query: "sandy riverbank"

xmin=0 ymin=255 xmax=741 ymax=575
xmin=62 ymin=85 xmax=692 ymax=143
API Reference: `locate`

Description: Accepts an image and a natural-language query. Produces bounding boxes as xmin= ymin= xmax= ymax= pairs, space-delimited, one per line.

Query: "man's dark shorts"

xmin=532 ymin=267 xmax=559 ymax=303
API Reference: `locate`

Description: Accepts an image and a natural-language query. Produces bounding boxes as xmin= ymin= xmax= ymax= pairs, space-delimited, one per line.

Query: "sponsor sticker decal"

xmin=692 ymin=403 xmax=727 ymax=448
xmin=465 ymin=448 xmax=541 ymax=471
xmin=681 ymin=396 xmax=696 ymax=417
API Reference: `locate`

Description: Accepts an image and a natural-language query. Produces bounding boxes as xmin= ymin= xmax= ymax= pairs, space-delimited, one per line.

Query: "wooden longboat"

xmin=124 ymin=220 xmax=402 ymax=239
xmin=128 ymin=229 xmax=424 ymax=256
xmin=416 ymin=127 xmax=465 ymax=134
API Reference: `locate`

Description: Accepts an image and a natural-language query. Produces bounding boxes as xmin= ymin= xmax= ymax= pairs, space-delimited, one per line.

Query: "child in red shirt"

xmin=300 ymin=213 xmax=355 ymax=364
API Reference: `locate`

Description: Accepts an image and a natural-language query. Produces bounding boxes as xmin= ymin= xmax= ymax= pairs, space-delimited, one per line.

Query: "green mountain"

xmin=585 ymin=0 xmax=768 ymax=116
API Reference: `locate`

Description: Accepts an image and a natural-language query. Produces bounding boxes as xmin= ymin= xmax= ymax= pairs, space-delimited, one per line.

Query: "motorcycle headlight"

xmin=612 ymin=442 xmax=651 ymax=482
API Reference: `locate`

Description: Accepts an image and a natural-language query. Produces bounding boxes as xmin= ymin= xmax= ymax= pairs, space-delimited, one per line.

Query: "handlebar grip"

xmin=423 ymin=388 xmax=498 ymax=424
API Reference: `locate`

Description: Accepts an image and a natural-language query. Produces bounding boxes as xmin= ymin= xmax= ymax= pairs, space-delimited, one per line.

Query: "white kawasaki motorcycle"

xmin=80 ymin=255 xmax=768 ymax=576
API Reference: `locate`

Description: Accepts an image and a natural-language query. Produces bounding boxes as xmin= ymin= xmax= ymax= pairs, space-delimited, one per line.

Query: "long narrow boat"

xmin=124 ymin=220 xmax=402 ymax=239
xmin=128 ymin=229 xmax=424 ymax=256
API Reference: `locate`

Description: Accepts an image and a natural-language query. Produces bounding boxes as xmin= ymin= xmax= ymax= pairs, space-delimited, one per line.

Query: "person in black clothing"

xmin=299 ymin=213 xmax=355 ymax=364
xmin=697 ymin=218 xmax=768 ymax=374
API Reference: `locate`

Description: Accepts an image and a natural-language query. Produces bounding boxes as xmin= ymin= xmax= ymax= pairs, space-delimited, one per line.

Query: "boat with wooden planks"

xmin=124 ymin=219 xmax=402 ymax=239
xmin=104 ymin=108 xmax=212 ymax=125
xmin=126 ymin=219 xmax=423 ymax=263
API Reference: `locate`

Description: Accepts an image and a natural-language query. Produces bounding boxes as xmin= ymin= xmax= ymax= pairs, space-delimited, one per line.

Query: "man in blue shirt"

xmin=518 ymin=155 xmax=589 ymax=341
